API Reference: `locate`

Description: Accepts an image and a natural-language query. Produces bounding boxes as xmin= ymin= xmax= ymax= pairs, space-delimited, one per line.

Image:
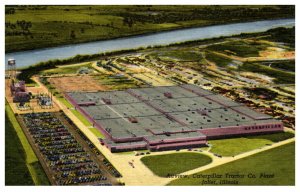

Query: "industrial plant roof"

xmin=66 ymin=84 xmax=277 ymax=139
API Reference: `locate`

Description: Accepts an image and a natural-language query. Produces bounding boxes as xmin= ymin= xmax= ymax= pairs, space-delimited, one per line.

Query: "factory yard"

xmin=5 ymin=79 xmax=60 ymax=114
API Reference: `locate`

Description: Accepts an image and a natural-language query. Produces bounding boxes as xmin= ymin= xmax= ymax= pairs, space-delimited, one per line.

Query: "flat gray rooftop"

xmin=66 ymin=84 xmax=277 ymax=140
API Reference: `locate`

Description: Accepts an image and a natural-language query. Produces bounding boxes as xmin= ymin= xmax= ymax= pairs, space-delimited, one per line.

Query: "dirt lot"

xmin=259 ymin=47 xmax=295 ymax=60
xmin=48 ymin=75 xmax=108 ymax=92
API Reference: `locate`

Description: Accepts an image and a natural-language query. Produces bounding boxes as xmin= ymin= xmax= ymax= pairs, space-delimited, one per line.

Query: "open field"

xmin=48 ymin=75 xmax=108 ymax=92
xmin=206 ymin=39 xmax=269 ymax=57
xmin=168 ymin=142 xmax=295 ymax=185
xmin=239 ymin=62 xmax=295 ymax=84
xmin=93 ymin=74 xmax=143 ymax=90
xmin=6 ymin=112 xmax=34 ymax=185
xmin=5 ymin=102 xmax=50 ymax=185
xmin=205 ymin=52 xmax=233 ymax=67
xmin=208 ymin=132 xmax=294 ymax=156
xmin=141 ymin=152 xmax=212 ymax=177
xmin=252 ymin=59 xmax=295 ymax=72
xmin=40 ymin=62 xmax=96 ymax=75
xmin=5 ymin=5 xmax=294 ymax=52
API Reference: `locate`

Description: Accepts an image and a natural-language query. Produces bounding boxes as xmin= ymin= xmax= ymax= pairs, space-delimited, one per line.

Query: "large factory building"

xmin=65 ymin=84 xmax=283 ymax=152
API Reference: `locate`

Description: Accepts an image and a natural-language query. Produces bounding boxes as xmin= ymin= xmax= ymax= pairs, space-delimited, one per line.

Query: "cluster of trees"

xmin=118 ymin=6 xmax=294 ymax=26
xmin=5 ymin=8 xmax=15 ymax=14
xmin=6 ymin=5 xmax=47 ymax=11
xmin=123 ymin=17 xmax=134 ymax=27
xmin=5 ymin=20 xmax=32 ymax=36
xmin=263 ymin=27 xmax=295 ymax=47
xmin=16 ymin=20 xmax=32 ymax=31
xmin=6 ymin=20 xmax=32 ymax=30
xmin=5 ymin=31 xmax=32 ymax=37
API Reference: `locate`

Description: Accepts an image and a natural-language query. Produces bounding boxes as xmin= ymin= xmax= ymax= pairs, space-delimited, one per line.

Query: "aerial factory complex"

xmin=5 ymin=5 xmax=295 ymax=186
xmin=66 ymin=85 xmax=283 ymax=152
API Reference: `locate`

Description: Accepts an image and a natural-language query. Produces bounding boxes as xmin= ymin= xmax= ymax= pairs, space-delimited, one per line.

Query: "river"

xmin=5 ymin=18 xmax=295 ymax=69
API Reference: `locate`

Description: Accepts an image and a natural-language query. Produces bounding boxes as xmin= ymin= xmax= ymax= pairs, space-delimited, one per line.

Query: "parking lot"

xmin=18 ymin=112 xmax=120 ymax=185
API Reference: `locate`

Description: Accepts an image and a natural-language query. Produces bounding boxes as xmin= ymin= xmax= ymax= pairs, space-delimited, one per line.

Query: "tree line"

xmin=120 ymin=6 xmax=294 ymax=26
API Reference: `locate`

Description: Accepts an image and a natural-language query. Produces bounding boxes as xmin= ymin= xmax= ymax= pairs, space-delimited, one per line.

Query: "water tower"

xmin=7 ymin=58 xmax=16 ymax=79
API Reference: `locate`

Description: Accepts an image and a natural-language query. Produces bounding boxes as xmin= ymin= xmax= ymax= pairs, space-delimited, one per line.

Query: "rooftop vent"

xmin=102 ymin=98 xmax=112 ymax=105
xmin=128 ymin=117 xmax=138 ymax=123
xmin=197 ymin=109 xmax=208 ymax=116
xmin=164 ymin=92 xmax=173 ymax=98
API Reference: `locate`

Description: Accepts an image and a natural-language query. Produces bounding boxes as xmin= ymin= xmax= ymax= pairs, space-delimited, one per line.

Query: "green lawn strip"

xmin=209 ymin=132 xmax=294 ymax=157
xmin=5 ymin=112 xmax=34 ymax=185
xmin=56 ymin=96 xmax=92 ymax=127
xmin=168 ymin=142 xmax=295 ymax=185
xmin=25 ymin=82 xmax=39 ymax=87
xmin=249 ymin=132 xmax=294 ymax=142
xmin=141 ymin=152 xmax=212 ymax=177
xmin=255 ymin=60 xmax=295 ymax=72
xmin=57 ymin=97 xmax=106 ymax=139
xmin=5 ymin=102 xmax=50 ymax=185
xmin=70 ymin=109 xmax=92 ymax=127
xmin=205 ymin=51 xmax=233 ymax=67
xmin=40 ymin=62 xmax=94 ymax=75
xmin=209 ymin=138 xmax=273 ymax=157
xmin=89 ymin=128 xmax=105 ymax=139
xmin=57 ymin=96 xmax=74 ymax=108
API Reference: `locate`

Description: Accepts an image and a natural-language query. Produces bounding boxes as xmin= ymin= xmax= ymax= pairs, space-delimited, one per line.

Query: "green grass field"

xmin=141 ymin=152 xmax=212 ymax=177
xmin=209 ymin=132 xmax=294 ymax=156
xmin=254 ymin=60 xmax=295 ymax=72
xmin=206 ymin=40 xmax=269 ymax=57
xmin=40 ymin=62 xmax=95 ymax=75
xmin=5 ymin=5 xmax=294 ymax=52
xmin=5 ymin=102 xmax=50 ymax=185
xmin=168 ymin=142 xmax=295 ymax=185
xmin=239 ymin=62 xmax=295 ymax=84
xmin=205 ymin=51 xmax=233 ymax=67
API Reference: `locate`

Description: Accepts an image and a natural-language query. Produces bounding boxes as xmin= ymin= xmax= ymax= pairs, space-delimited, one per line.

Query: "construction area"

xmin=65 ymin=84 xmax=283 ymax=152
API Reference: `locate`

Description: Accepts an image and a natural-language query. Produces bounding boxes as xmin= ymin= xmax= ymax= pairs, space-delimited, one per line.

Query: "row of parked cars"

xmin=62 ymin=113 xmax=122 ymax=178
xmin=22 ymin=112 xmax=113 ymax=185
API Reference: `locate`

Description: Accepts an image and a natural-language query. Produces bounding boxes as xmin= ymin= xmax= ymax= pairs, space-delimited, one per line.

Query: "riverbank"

xmin=6 ymin=18 xmax=295 ymax=69
xmin=5 ymin=5 xmax=294 ymax=53
xmin=16 ymin=26 xmax=295 ymax=84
